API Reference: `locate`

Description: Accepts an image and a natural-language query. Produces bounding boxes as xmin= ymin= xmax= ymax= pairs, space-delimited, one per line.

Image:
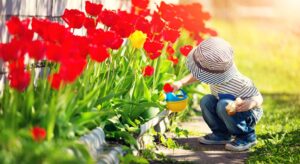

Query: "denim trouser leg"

xmin=216 ymin=99 xmax=257 ymax=141
xmin=200 ymin=95 xmax=230 ymax=138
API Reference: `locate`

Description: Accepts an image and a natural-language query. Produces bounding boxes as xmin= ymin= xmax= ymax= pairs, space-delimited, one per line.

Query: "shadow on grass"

xmin=249 ymin=129 xmax=300 ymax=163
xmin=248 ymin=93 xmax=300 ymax=163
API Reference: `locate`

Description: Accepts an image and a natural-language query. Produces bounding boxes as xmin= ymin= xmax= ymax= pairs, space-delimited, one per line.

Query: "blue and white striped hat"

xmin=186 ymin=37 xmax=238 ymax=85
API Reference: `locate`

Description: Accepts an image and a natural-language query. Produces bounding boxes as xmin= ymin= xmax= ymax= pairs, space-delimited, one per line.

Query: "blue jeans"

xmin=200 ymin=94 xmax=263 ymax=142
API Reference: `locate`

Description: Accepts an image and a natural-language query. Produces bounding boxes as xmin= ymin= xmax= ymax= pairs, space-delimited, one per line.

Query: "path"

xmin=154 ymin=116 xmax=248 ymax=164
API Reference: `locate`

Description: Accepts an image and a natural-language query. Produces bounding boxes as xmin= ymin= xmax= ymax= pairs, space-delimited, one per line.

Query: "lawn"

xmin=211 ymin=19 xmax=300 ymax=163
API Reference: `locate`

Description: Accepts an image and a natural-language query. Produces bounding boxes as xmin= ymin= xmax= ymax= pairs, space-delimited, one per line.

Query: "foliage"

xmin=120 ymin=154 xmax=149 ymax=164
xmin=0 ymin=0 xmax=214 ymax=162
xmin=0 ymin=129 xmax=93 ymax=164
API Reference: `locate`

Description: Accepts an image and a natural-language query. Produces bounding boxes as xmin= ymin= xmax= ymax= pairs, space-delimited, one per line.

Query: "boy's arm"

xmin=171 ymin=73 xmax=199 ymax=91
xmin=250 ymin=94 xmax=263 ymax=108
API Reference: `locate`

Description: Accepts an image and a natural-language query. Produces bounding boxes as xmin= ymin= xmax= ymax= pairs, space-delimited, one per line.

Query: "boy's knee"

xmin=216 ymin=100 xmax=232 ymax=116
xmin=200 ymin=94 xmax=216 ymax=110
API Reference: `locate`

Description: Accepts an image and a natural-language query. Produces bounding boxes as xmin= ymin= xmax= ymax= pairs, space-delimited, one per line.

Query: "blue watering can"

xmin=164 ymin=89 xmax=188 ymax=112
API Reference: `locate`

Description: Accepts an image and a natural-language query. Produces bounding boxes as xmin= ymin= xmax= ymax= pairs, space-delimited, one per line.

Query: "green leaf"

xmin=159 ymin=60 xmax=172 ymax=73
xmin=96 ymin=90 xmax=127 ymax=104
xmin=71 ymin=111 xmax=103 ymax=126
xmin=142 ymin=77 xmax=151 ymax=101
xmin=109 ymin=131 xmax=138 ymax=148
xmin=158 ymin=73 xmax=176 ymax=85
xmin=121 ymin=154 xmax=149 ymax=164
xmin=133 ymin=76 xmax=144 ymax=100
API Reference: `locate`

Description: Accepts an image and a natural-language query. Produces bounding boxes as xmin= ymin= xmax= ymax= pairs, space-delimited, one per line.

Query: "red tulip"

xmin=166 ymin=46 xmax=175 ymax=55
xmin=98 ymin=9 xmax=119 ymax=27
xmin=132 ymin=8 xmax=150 ymax=17
xmin=110 ymin=37 xmax=124 ymax=50
xmin=8 ymin=58 xmax=31 ymax=92
xmin=188 ymin=3 xmax=210 ymax=20
xmin=89 ymin=44 xmax=110 ymax=63
xmin=6 ymin=17 xmax=33 ymax=41
xmin=31 ymin=126 xmax=46 ymax=141
xmin=84 ymin=17 xmax=97 ymax=29
xmin=143 ymin=39 xmax=164 ymax=53
xmin=167 ymin=17 xmax=183 ymax=30
xmin=148 ymin=52 xmax=161 ymax=60
xmin=180 ymin=45 xmax=193 ymax=57
xmin=183 ymin=20 xmax=205 ymax=36
xmin=163 ymin=29 xmax=180 ymax=43
xmin=111 ymin=19 xmax=134 ymax=38
xmin=85 ymin=1 xmax=103 ymax=16
xmin=147 ymin=33 xmax=163 ymax=42
xmin=88 ymin=29 xmax=105 ymax=43
xmin=194 ymin=35 xmax=204 ymax=44
xmin=0 ymin=44 xmax=2 ymax=59
xmin=48 ymin=73 xmax=63 ymax=90
xmin=150 ymin=12 xmax=165 ymax=33
xmin=203 ymin=27 xmax=218 ymax=36
xmin=61 ymin=35 xmax=89 ymax=59
xmin=167 ymin=55 xmax=178 ymax=65
xmin=62 ymin=9 xmax=86 ymax=29
xmin=90 ymin=30 xmax=123 ymax=50
xmin=117 ymin=10 xmax=139 ymax=26
xmin=46 ymin=43 xmax=63 ymax=62
xmin=135 ymin=17 xmax=151 ymax=34
xmin=163 ymin=83 xmax=174 ymax=93
xmin=6 ymin=16 xmax=24 ymax=36
xmin=31 ymin=18 xmax=52 ymax=38
xmin=27 ymin=40 xmax=45 ymax=61
xmin=43 ymin=22 xmax=70 ymax=44
xmin=159 ymin=2 xmax=175 ymax=21
xmin=75 ymin=36 xmax=90 ymax=58
xmin=143 ymin=65 xmax=154 ymax=77
xmin=131 ymin=0 xmax=149 ymax=9
xmin=59 ymin=58 xmax=87 ymax=83
xmin=0 ymin=39 xmax=25 ymax=62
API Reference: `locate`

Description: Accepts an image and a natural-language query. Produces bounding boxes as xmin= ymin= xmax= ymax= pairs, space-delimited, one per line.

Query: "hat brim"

xmin=186 ymin=48 xmax=238 ymax=85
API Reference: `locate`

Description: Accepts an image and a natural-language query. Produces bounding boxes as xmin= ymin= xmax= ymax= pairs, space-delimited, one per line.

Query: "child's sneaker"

xmin=198 ymin=133 xmax=231 ymax=145
xmin=225 ymin=138 xmax=257 ymax=151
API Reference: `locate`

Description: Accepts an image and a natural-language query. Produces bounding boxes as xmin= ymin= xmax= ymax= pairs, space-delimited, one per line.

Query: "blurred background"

xmin=1 ymin=0 xmax=300 ymax=93
xmin=102 ymin=0 xmax=300 ymax=94
xmin=179 ymin=0 xmax=300 ymax=94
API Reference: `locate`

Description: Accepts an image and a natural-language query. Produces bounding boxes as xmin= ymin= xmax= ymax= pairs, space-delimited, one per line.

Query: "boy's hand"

xmin=236 ymin=99 xmax=257 ymax=112
xmin=171 ymin=81 xmax=183 ymax=92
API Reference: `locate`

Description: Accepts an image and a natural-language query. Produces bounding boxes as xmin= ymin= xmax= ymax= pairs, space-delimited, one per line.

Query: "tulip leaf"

xmin=142 ymin=77 xmax=151 ymax=101
xmin=108 ymin=131 xmax=138 ymax=148
xmin=72 ymin=111 xmax=104 ymax=126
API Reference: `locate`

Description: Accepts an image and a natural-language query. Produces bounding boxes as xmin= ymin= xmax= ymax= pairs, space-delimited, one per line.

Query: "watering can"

xmin=163 ymin=89 xmax=188 ymax=112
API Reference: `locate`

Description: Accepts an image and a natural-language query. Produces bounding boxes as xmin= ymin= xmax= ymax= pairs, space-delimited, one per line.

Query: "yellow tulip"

xmin=129 ymin=30 xmax=147 ymax=49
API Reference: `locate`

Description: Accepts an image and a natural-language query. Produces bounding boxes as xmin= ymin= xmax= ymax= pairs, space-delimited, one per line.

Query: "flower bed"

xmin=0 ymin=0 xmax=216 ymax=163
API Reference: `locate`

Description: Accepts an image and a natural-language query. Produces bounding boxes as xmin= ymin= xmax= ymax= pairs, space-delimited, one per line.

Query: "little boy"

xmin=172 ymin=37 xmax=263 ymax=151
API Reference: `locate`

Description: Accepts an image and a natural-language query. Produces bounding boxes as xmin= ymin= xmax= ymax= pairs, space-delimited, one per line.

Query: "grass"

xmin=211 ymin=19 xmax=300 ymax=163
xmin=248 ymin=94 xmax=300 ymax=163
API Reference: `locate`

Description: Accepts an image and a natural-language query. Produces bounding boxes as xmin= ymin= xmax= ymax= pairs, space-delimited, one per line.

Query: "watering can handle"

xmin=173 ymin=89 xmax=187 ymax=100
xmin=179 ymin=89 xmax=187 ymax=96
